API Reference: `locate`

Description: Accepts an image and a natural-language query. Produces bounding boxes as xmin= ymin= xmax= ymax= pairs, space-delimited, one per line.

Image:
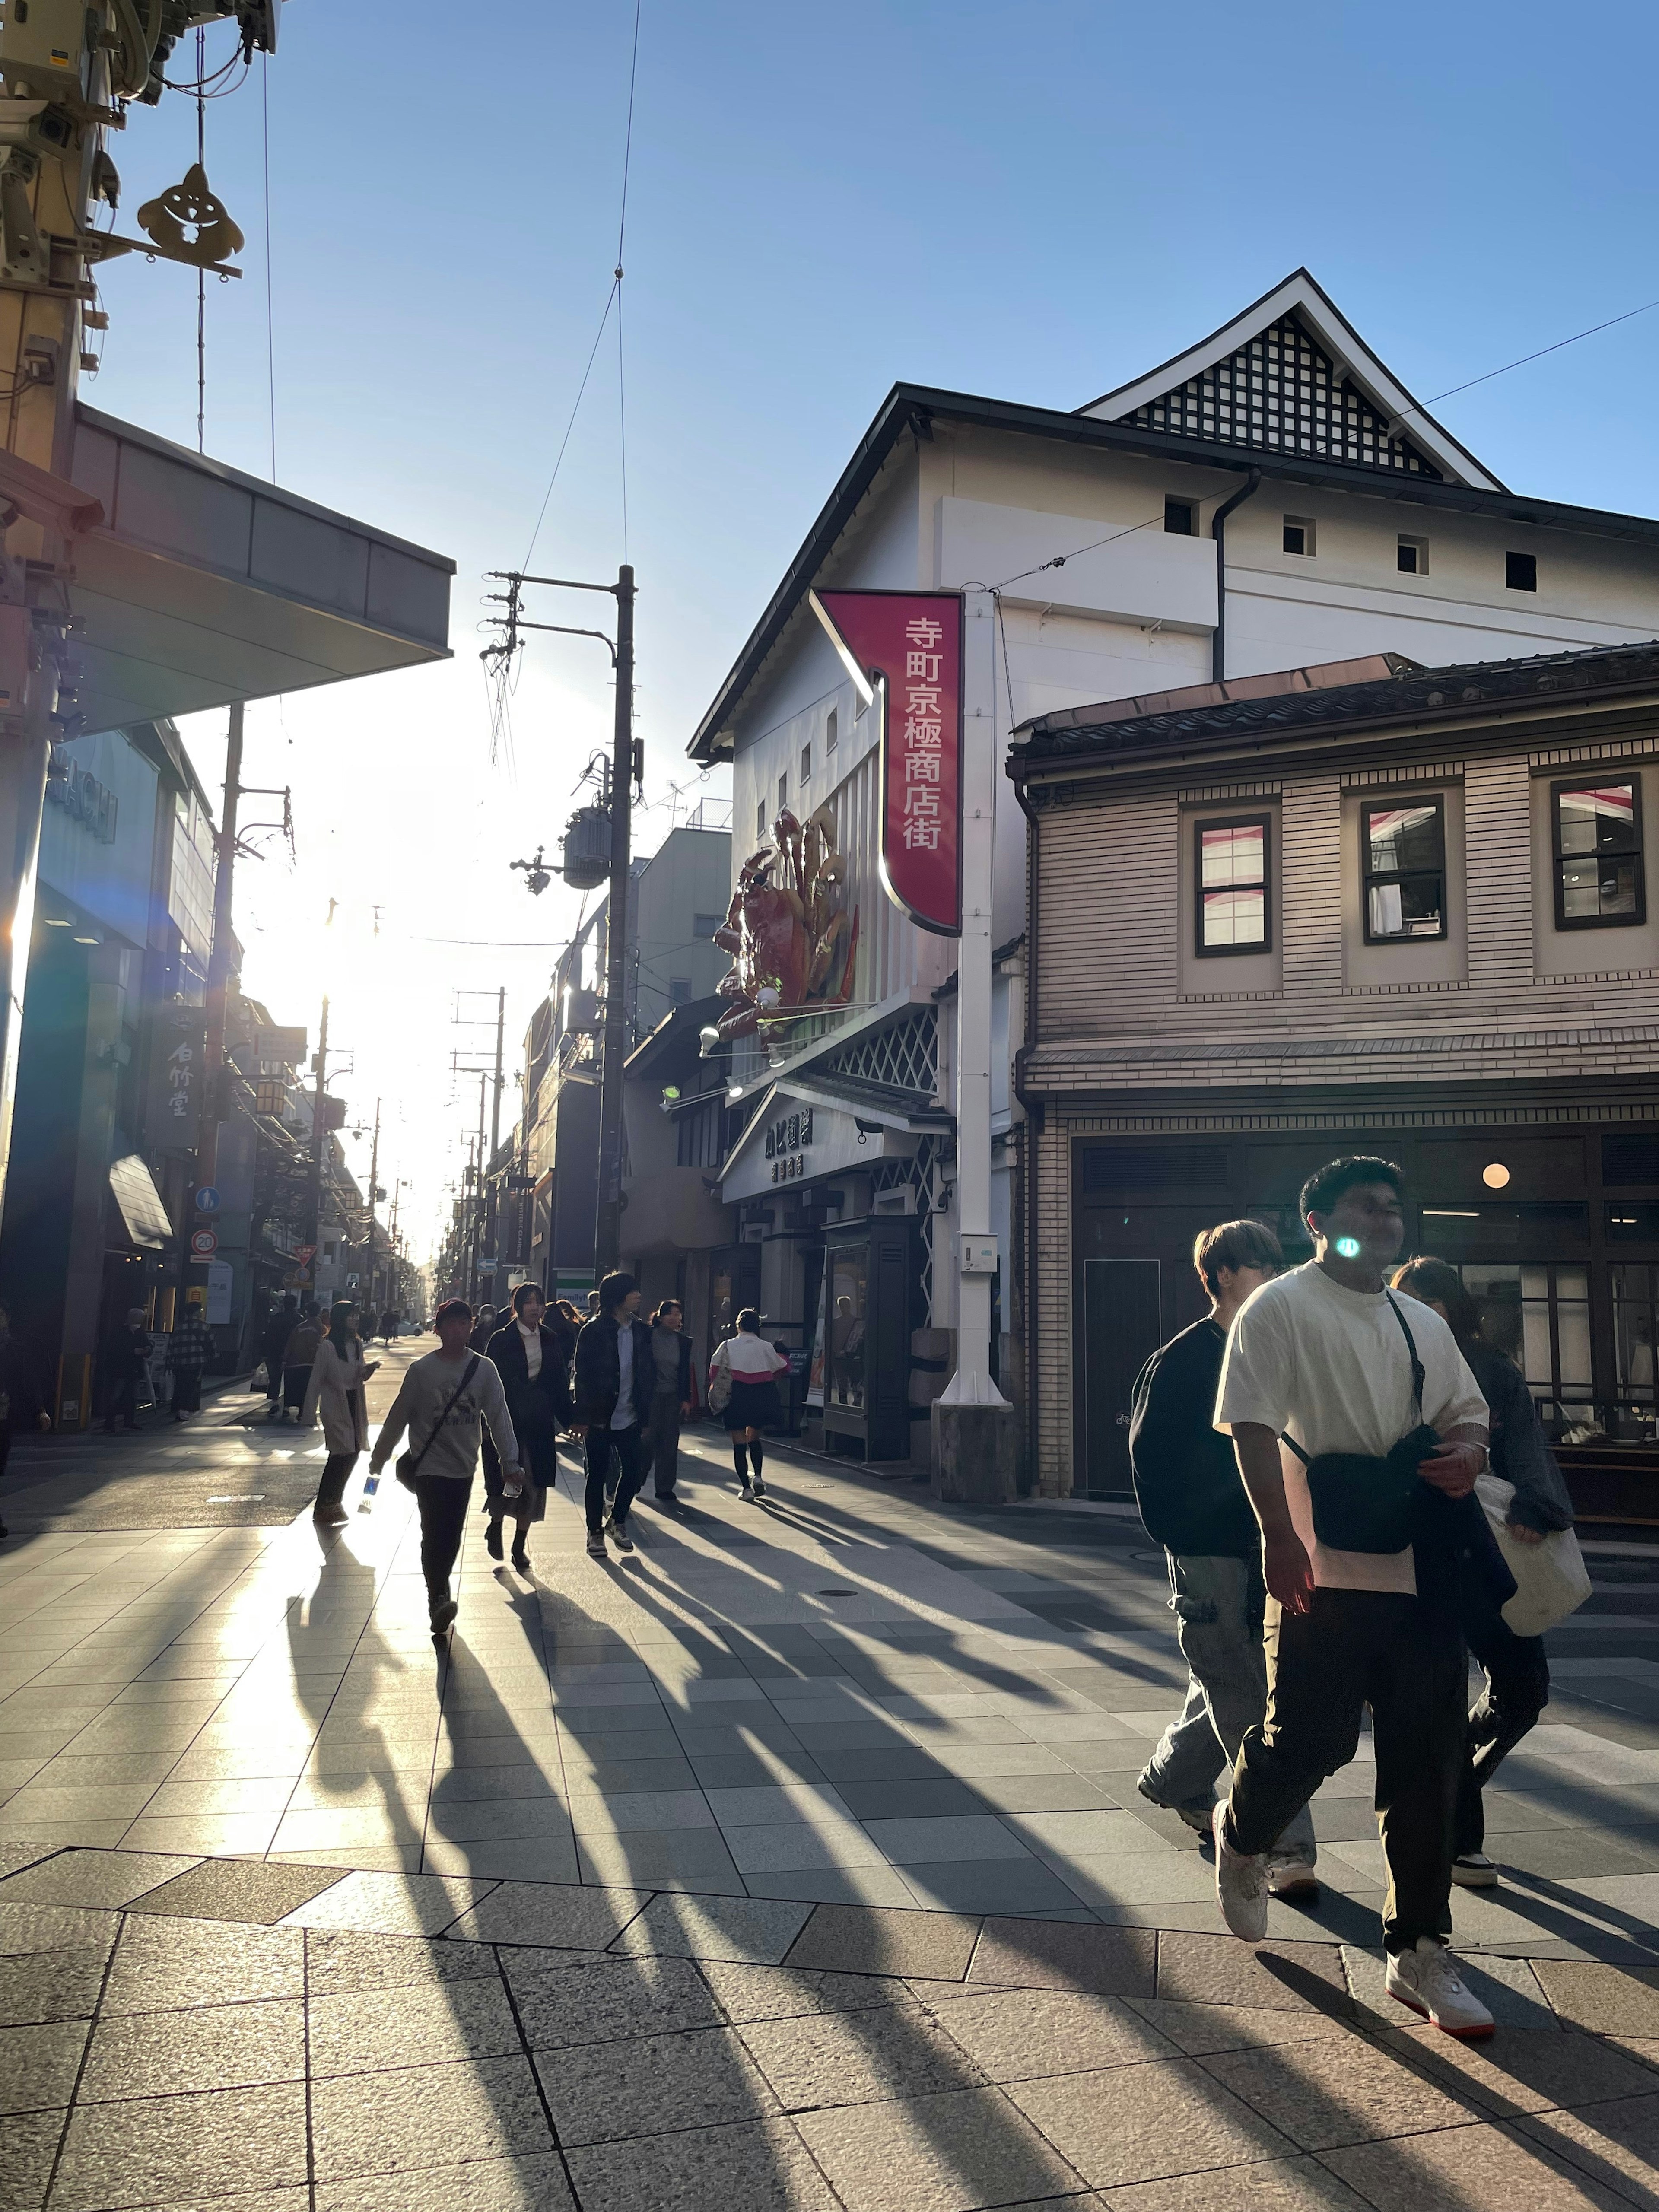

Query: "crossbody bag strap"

xmin=1385 ymin=1294 xmax=1428 ymax=1423
xmin=406 ymin=1354 xmax=480 ymax=1477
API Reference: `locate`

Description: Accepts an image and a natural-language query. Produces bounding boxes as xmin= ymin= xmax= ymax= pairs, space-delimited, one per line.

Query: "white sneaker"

xmin=1451 ymin=1853 xmax=1499 ymax=1888
xmin=1386 ymin=1938 xmax=1495 ymax=2039
xmin=1212 ymin=1801 xmax=1269 ymax=1942
xmin=1267 ymin=1859 xmax=1320 ymax=1899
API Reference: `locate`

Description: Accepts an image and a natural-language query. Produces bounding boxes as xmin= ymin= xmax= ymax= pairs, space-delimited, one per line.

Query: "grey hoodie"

xmin=371 ymin=1351 xmax=521 ymax=1483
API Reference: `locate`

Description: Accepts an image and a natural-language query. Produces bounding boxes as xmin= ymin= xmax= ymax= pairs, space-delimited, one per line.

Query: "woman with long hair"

xmin=1392 ymin=1255 xmax=1576 ymax=1887
xmin=710 ymin=1306 xmax=786 ymax=1502
xmin=304 ymin=1300 xmax=379 ymax=1527
xmin=480 ymin=1281 xmax=573 ymax=1573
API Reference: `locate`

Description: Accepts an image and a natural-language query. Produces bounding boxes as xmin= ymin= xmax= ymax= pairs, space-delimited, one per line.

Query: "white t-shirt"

xmin=724 ymin=1334 xmax=787 ymax=1379
xmin=1214 ymin=1262 xmax=1488 ymax=1596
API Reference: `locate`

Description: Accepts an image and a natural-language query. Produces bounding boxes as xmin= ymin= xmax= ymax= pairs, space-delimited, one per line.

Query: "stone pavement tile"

xmin=576 ymin=1827 xmax=746 ymax=1890
xmin=925 ymin=1985 xmax=1177 ymax=2082
xmin=743 ymin=1866 xmax=925 ymax=1907
xmin=1099 ymin=2154 xmax=1372 ymax=2209
xmin=428 ymin=1764 xmax=563 ymax=1805
xmin=688 ymin=1751 xmax=830 ymax=1791
xmin=50 ymin=2080 xmax=309 ymax=2210
xmin=700 ymin=1961 xmax=912 ymax=2025
xmin=1030 ymin=1852 xmax=1219 ymax=1913
xmin=703 ymin=1783 xmax=857 ymax=1826
xmin=0 ymin=1841 xmax=55 ymax=1878
xmin=1008 ymin=2057 xmax=1299 ymax=2191
xmin=969 ymin=1916 xmax=1158 ymax=1998
xmin=898 ymin=1861 xmax=1094 ymax=1917
xmin=313 ymin=2153 xmax=576 ymax=2211
xmin=563 ymin=2114 xmax=838 ymax=2212
xmin=1155 ymin=1934 xmax=1352 ymax=2015
xmin=0 ymin=2107 xmax=64 ymax=2212
xmin=535 ymin=2022 xmax=777 ymax=2144
xmin=446 ymin=1880 xmax=648 ymax=1951
xmin=805 ymin=1746 xmax=957 ymax=1783
xmin=1381 ymin=2020 xmax=1659 ymax=2117
xmin=506 ymin=1950 xmax=723 ymax=2049
xmin=1342 ymin=1945 xmax=1561 ymax=2031
xmin=795 ymin=2082 xmax=1084 ymax=2212
xmin=0 ymin=1847 xmax=198 ymax=1908
xmin=102 ymin=1916 xmax=304 ymax=2013
xmin=1520 ymin=2090 xmax=1659 ymax=2204
xmin=78 ymin=1998 xmax=305 ymax=2101
xmin=1533 ymin=1960 xmax=1659 ymax=2034
xmin=119 ymin=1813 xmax=286 ymax=1857
xmin=783 ymin=1902 xmax=979 ymax=1980
xmin=1498 ymin=1830 xmax=1659 ymax=1880
xmin=1005 ymin=1810 xmax=1174 ymax=1857
xmin=861 ymin=1814 xmax=1029 ymax=1863
xmin=564 ymin=1786 xmax=715 ymax=1832
xmin=0 ymin=1813 xmax=137 ymax=1848
xmin=310 ymin=1976 xmax=521 ymax=2075
xmin=1320 ymin=2118 xmax=1632 ymax=2209
xmin=725 ymin=1820 xmax=890 ymax=1873
xmin=0 ymin=2015 xmax=88 ymax=2112
xmin=279 ymin=1867 xmax=496 ymax=1935
xmin=740 ymin=2001 xmax=978 ymax=2110
xmin=0 ymin=1945 xmax=108 ymax=2026
xmin=828 ymin=1780 xmax=990 ymax=1821
xmin=0 ymin=1899 xmax=121 ymax=1955
xmin=127 ymin=1858 xmax=346 ymax=1925
xmin=1202 ymin=2034 xmax=1471 ymax=2151
xmin=924 ymin=1743 xmax=1080 ymax=1779
xmin=311 ymin=2053 xmax=552 ymax=2183
xmin=305 ymin=1926 xmax=502 ymax=1995
xmin=610 ymin=1891 xmax=810 ymax=1964
xmin=1126 ymin=1998 xmax=1354 ymax=2057
xmin=0 ymin=1784 xmax=160 ymax=1826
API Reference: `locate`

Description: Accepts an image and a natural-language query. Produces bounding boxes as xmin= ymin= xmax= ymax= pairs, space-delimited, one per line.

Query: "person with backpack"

xmin=367 ymin=1298 xmax=522 ymax=1636
xmin=1212 ymin=1157 xmax=1497 ymax=2040
xmin=1128 ymin=1218 xmax=1317 ymax=1894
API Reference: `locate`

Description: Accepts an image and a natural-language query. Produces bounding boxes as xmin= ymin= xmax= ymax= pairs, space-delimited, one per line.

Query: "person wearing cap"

xmin=369 ymin=1297 xmax=522 ymax=1636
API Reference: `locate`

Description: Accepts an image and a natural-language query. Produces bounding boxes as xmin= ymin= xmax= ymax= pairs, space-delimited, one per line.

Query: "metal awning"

xmin=108 ymin=1153 xmax=172 ymax=1249
xmin=67 ymin=407 xmax=454 ymax=728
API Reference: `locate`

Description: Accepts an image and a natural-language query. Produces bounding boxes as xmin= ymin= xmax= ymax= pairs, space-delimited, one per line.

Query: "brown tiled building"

xmin=1009 ymin=638 xmax=1659 ymax=1519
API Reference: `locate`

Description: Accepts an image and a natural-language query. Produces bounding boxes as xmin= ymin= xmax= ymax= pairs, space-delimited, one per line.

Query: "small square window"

xmin=826 ymin=708 xmax=838 ymax=753
xmin=777 ymin=772 xmax=788 ymax=812
xmin=1195 ymin=814 xmax=1271 ymax=956
xmin=800 ymin=741 xmax=812 ymax=784
xmin=1362 ymin=797 xmax=1447 ymax=943
xmin=669 ymin=976 xmax=693 ymax=1006
xmin=1552 ymin=777 xmax=1645 ymax=930
xmin=1398 ymin=535 xmax=1428 ymax=576
xmin=1283 ymin=515 xmax=1316 ymax=557
xmin=1506 ymin=550 xmax=1537 ymax=592
xmin=756 ymin=798 xmax=767 ymax=840
xmin=1164 ymin=497 xmax=1195 ymax=537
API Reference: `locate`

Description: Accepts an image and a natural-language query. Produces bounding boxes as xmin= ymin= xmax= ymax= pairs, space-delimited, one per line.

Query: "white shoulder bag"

xmin=1475 ymin=1471 xmax=1591 ymax=1639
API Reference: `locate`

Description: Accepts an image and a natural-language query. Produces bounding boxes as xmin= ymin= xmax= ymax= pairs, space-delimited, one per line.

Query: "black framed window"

xmin=1551 ymin=776 xmax=1645 ymax=929
xmin=1164 ymin=496 xmax=1194 ymax=536
xmin=1362 ymin=796 xmax=1446 ymax=942
xmin=1195 ymin=814 xmax=1271 ymax=955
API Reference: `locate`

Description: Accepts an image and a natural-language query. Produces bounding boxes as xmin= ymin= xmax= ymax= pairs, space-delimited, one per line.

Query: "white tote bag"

xmin=1475 ymin=1471 xmax=1592 ymax=1638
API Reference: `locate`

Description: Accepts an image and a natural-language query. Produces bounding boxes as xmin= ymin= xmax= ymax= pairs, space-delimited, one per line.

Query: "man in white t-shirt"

xmin=1211 ymin=1156 xmax=1496 ymax=2040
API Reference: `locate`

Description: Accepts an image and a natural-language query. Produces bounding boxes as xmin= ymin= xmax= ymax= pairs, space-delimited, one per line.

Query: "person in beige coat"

xmin=304 ymin=1302 xmax=379 ymax=1526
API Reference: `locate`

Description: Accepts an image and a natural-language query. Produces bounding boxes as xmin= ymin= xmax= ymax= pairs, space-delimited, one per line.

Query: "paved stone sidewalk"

xmin=6 ymin=1837 xmax=1659 ymax=2210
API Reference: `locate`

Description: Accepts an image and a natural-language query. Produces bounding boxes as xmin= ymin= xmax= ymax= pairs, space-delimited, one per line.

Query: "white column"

xmin=939 ymin=588 xmax=1008 ymax=1411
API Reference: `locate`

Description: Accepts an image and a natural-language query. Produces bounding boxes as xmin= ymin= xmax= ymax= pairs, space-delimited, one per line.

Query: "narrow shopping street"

xmin=0 ymin=1345 xmax=1657 ymax=2207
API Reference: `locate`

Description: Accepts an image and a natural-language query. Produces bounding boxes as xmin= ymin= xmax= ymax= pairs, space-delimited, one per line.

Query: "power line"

xmin=261 ymin=54 xmax=276 ymax=481
xmin=1407 ymin=296 xmax=1659 ymax=417
xmin=615 ymin=0 xmax=642 ymax=566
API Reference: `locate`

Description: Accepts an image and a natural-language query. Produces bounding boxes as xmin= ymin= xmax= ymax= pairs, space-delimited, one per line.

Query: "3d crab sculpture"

xmin=709 ymin=803 xmax=859 ymax=1041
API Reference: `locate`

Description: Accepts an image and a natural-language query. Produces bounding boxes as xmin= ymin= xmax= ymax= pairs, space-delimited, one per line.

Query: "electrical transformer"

xmin=559 ymin=804 xmax=611 ymax=891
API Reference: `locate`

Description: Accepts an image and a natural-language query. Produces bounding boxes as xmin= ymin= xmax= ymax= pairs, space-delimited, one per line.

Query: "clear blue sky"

xmin=86 ymin=0 xmax=1659 ymax=1257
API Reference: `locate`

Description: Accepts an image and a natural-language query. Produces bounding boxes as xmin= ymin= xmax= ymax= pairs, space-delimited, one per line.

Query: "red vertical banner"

xmin=809 ymin=588 xmax=963 ymax=937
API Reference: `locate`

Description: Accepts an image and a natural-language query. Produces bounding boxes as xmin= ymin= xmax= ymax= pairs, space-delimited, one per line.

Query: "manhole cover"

xmin=817 ymin=1588 xmax=856 ymax=1596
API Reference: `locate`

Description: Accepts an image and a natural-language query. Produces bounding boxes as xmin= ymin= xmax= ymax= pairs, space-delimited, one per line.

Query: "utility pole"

xmin=364 ymin=1099 xmax=380 ymax=1309
xmin=472 ymin=1071 xmax=487 ymax=1302
xmin=596 ymin=566 xmax=635 ymax=1275
xmin=191 ymin=700 xmax=243 ymax=1257
xmin=306 ymin=994 xmax=330 ymax=1298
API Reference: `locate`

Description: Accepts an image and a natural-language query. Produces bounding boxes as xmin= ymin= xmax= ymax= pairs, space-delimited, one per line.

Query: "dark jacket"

xmin=485 ymin=1320 xmax=573 ymax=1432
xmin=0 ymin=1332 xmax=44 ymax=1430
xmin=1128 ymin=1317 xmax=1258 ymax=1559
xmin=468 ymin=1316 xmax=500 ymax=1354
xmin=283 ymin=1317 xmax=323 ymax=1370
xmin=105 ymin=1324 xmax=152 ymax=1382
xmin=649 ymin=1325 xmax=695 ymax=1405
xmin=573 ymin=1313 xmax=655 ymax=1430
xmin=1464 ymin=1337 xmax=1575 ymax=1535
xmin=261 ymin=1306 xmax=296 ymax=1370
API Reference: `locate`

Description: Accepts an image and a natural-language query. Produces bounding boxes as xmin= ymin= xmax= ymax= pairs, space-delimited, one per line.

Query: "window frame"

xmin=1397 ymin=534 xmax=1428 ymax=576
xmin=1551 ymin=772 xmax=1647 ymax=932
xmin=799 ymin=740 xmax=812 ymax=785
xmin=1282 ymin=515 xmax=1316 ymax=557
xmin=1506 ymin=549 xmax=1538 ymax=592
xmin=1163 ymin=496 xmax=1195 ymax=537
xmin=1360 ymin=793 xmax=1449 ymax=946
xmin=1193 ymin=810 xmax=1273 ymax=960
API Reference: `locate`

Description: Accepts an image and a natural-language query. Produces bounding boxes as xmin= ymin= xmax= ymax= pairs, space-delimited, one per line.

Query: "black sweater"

xmin=1128 ymin=1316 xmax=1258 ymax=1559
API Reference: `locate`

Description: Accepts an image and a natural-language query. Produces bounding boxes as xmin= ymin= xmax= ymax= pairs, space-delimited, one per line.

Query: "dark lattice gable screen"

xmin=1114 ymin=313 xmax=1443 ymax=480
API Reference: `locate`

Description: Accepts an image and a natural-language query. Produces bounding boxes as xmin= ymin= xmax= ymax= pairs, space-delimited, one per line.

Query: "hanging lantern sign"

xmin=809 ymin=589 xmax=963 ymax=937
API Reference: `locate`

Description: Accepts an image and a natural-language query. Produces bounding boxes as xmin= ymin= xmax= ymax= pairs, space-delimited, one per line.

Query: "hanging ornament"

xmin=135 ymin=164 xmax=245 ymax=268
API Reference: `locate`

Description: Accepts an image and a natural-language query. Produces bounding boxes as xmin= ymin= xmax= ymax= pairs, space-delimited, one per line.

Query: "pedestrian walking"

xmin=260 ymin=1295 xmax=295 ymax=1421
xmin=168 ymin=1296 xmax=210 ymax=1421
xmin=572 ymin=1272 xmax=653 ymax=1559
xmin=468 ymin=1303 xmax=498 ymax=1354
xmin=1211 ymin=1156 xmax=1500 ymax=2039
xmin=281 ymin=1302 xmax=324 ymax=1424
xmin=0 ymin=1303 xmax=51 ymax=1541
xmin=360 ymin=1304 xmax=379 ymax=1345
xmin=647 ymin=1299 xmax=696 ymax=1507
xmin=1391 ymin=1255 xmax=1575 ymax=1889
xmin=481 ymin=1282 xmax=573 ymax=1573
xmin=305 ymin=1301 xmax=380 ymax=1527
xmin=368 ymin=1298 xmax=521 ymax=1636
xmin=709 ymin=1307 xmax=787 ymax=1501
xmin=381 ymin=1308 xmax=400 ymax=1344
xmin=1129 ymin=1219 xmax=1318 ymax=1893
xmin=100 ymin=1308 xmax=151 ymax=1433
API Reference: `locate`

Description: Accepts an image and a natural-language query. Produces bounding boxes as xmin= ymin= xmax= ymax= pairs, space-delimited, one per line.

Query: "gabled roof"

xmin=1079 ymin=270 xmax=1505 ymax=494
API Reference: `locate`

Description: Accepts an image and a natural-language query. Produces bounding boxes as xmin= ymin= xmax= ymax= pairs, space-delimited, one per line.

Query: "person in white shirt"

xmin=1211 ymin=1156 xmax=1496 ymax=2041
xmin=709 ymin=1307 xmax=788 ymax=1501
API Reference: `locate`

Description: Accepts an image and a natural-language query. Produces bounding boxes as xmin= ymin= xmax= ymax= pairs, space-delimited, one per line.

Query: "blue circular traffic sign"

xmin=194 ymin=1187 xmax=221 ymax=1213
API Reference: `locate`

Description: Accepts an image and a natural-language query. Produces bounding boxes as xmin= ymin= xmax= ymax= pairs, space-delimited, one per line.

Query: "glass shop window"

xmin=1455 ymin=1261 xmax=1592 ymax=1440
xmin=1552 ymin=777 xmax=1645 ymax=930
xmin=1362 ymin=797 xmax=1446 ymax=943
xmin=826 ymin=1246 xmax=868 ymax=1412
xmin=1613 ymin=1265 xmax=1659 ymax=1443
xmin=1195 ymin=814 xmax=1271 ymax=955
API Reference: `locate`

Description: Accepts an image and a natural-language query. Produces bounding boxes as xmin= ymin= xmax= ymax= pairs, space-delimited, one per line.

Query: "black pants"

xmin=584 ymin=1424 xmax=647 ymax=1532
xmin=410 ymin=1475 xmax=471 ymax=1600
xmin=650 ymin=1391 xmax=682 ymax=1496
xmin=104 ymin=1377 xmax=139 ymax=1429
xmin=1456 ymin=1585 xmax=1551 ymax=1857
xmin=313 ymin=1451 xmax=359 ymax=1513
xmin=172 ymin=1370 xmax=203 ymax=1415
xmin=1227 ymin=1586 xmax=1467 ymax=1953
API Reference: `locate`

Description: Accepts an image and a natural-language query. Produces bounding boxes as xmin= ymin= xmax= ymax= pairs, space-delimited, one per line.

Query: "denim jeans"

xmin=1140 ymin=1552 xmax=1317 ymax=1869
